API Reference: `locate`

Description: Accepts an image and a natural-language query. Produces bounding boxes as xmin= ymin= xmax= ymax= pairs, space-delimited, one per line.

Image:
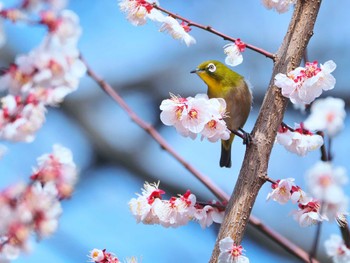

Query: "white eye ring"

xmin=207 ymin=63 xmax=216 ymax=73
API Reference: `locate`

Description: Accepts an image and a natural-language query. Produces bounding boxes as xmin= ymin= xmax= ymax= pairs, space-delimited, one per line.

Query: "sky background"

xmin=0 ymin=0 xmax=349 ymax=262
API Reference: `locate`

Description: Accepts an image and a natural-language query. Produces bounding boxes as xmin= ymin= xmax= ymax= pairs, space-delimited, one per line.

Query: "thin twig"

xmin=81 ymin=56 xmax=318 ymax=263
xmin=153 ymin=4 xmax=275 ymax=60
xmin=309 ymin=215 xmax=323 ymax=262
xmin=316 ymin=131 xmax=328 ymax=162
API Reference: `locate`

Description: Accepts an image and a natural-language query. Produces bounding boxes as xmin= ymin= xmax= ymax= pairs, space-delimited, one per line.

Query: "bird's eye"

xmin=207 ymin=63 xmax=216 ymax=73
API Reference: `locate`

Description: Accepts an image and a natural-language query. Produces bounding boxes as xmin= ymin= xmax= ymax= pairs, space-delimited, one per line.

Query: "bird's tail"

xmin=220 ymin=134 xmax=235 ymax=168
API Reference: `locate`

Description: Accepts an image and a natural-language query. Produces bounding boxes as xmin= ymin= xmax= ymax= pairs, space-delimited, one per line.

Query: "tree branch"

xmin=209 ymin=0 xmax=323 ymax=262
xmin=153 ymin=4 xmax=275 ymax=60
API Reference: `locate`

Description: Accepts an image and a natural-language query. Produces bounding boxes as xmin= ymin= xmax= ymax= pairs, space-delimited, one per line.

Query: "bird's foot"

xmin=231 ymin=128 xmax=252 ymax=146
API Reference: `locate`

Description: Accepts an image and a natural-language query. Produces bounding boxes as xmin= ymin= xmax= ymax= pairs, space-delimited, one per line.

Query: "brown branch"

xmin=153 ymin=4 xmax=275 ymax=60
xmin=209 ymin=0 xmax=323 ymax=262
xmin=81 ymin=55 xmax=316 ymax=263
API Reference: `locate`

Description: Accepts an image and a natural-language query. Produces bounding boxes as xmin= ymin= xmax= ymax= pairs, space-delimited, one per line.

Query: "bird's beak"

xmin=190 ymin=68 xmax=203 ymax=74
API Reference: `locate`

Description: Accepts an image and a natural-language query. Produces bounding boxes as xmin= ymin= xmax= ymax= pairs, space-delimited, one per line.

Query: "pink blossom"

xmin=119 ymin=0 xmax=164 ymax=26
xmin=224 ymin=39 xmax=246 ymax=67
xmin=0 ymin=94 xmax=46 ymax=142
xmin=194 ymin=201 xmax=225 ymax=229
xmin=266 ymin=178 xmax=295 ymax=204
xmin=218 ymin=237 xmax=249 ymax=263
xmin=304 ymin=97 xmax=346 ymax=137
xmin=276 ymin=123 xmax=324 ymax=156
xmin=325 ymin=235 xmax=350 ymax=263
xmin=293 ymin=200 xmax=327 ymax=227
xmin=262 ymin=0 xmax=297 ymax=13
xmin=274 ymin=60 xmax=336 ymax=105
xmin=159 ymin=16 xmax=196 ymax=46
xmin=88 ymin=248 xmax=121 ymax=263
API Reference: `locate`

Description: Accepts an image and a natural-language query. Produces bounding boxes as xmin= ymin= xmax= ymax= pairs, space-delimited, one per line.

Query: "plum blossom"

xmin=306 ymin=162 xmax=348 ymax=220
xmin=0 ymin=145 xmax=77 ymax=261
xmin=160 ymin=93 xmax=230 ymax=142
xmin=30 ymin=144 xmax=78 ymax=199
xmin=88 ymin=248 xmax=122 ymax=263
xmin=262 ymin=0 xmax=297 ymax=13
xmin=274 ymin=60 xmax=336 ymax=105
xmin=20 ymin=0 xmax=67 ymax=12
xmin=40 ymin=10 xmax=82 ymax=46
xmin=218 ymin=237 xmax=249 ymax=263
xmin=119 ymin=0 xmax=165 ymax=26
xmin=304 ymin=97 xmax=346 ymax=137
xmin=194 ymin=200 xmax=225 ymax=229
xmin=0 ymin=94 xmax=46 ymax=142
xmin=276 ymin=123 xmax=324 ymax=156
xmin=129 ymin=182 xmax=225 ymax=228
xmin=224 ymin=39 xmax=246 ymax=67
xmin=159 ymin=16 xmax=196 ymax=46
xmin=325 ymin=235 xmax=350 ymax=263
xmin=293 ymin=199 xmax=328 ymax=227
xmin=266 ymin=178 xmax=295 ymax=204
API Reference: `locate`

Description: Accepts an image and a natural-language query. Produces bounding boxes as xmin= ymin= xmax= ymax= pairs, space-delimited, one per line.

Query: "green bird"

xmin=191 ymin=60 xmax=252 ymax=168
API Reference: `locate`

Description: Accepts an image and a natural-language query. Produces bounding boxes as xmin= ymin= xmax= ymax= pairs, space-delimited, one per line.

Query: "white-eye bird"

xmin=191 ymin=60 xmax=252 ymax=168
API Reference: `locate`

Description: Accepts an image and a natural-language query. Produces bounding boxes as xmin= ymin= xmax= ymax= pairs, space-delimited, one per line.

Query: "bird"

xmin=191 ymin=60 xmax=252 ymax=168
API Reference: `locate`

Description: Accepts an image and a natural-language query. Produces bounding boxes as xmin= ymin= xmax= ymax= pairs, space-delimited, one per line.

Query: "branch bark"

xmin=210 ymin=1 xmax=323 ymax=262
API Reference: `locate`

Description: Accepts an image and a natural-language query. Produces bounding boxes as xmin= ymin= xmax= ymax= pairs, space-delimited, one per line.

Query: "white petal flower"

xmin=218 ymin=237 xmax=249 ymax=263
xmin=304 ymin=97 xmax=346 ymax=137
xmin=262 ymin=0 xmax=297 ymax=13
xmin=325 ymin=235 xmax=350 ymax=263
xmin=159 ymin=16 xmax=196 ymax=46
xmin=276 ymin=124 xmax=324 ymax=156
xmin=266 ymin=178 xmax=295 ymax=204
xmin=224 ymin=40 xmax=245 ymax=67
xmin=275 ymin=61 xmax=336 ymax=105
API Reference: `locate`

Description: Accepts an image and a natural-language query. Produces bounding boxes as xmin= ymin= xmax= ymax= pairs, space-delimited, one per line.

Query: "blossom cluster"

xmin=218 ymin=237 xmax=249 ymax=263
xmin=129 ymin=182 xmax=225 ymax=228
xmin=306 ymin=161 xmax=348 ymax=221
xmin=119 ymin=0 xmax=195 ymax=46
xmin=267 ymin=178 xmax=327 ymax=227
xmin=0 ymin=4 xmax=85 ymax=143
xmin=274 ymin=60 xmax=336 ymax=105
xmin=324 ymin=234 xmax=350 ymax=263
xmin=160 ymin=94 xmax=230 ymax=142
xmin=0 ymin=0 xmax=67 ymax=47
xmin=224 ymin=39 xmax=246 ymax=67
xmin=262 ymin=0 xmax=297 ymax=13
xmin=276 ymin=123 xmax=324 ymax=156
xmin=0 ymin=144 xmax=77 ymax=262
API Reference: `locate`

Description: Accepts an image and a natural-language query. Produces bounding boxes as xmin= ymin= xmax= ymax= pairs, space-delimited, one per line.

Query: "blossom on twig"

xmin=274 ymin=60 xmax=336 ymax=105
xmin=218 ymin=237 xmax=249 ymax=263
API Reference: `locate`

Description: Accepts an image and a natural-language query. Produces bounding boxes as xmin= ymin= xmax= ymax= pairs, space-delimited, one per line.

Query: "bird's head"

xmin=191 ymin=60 xmax=242 ymax=88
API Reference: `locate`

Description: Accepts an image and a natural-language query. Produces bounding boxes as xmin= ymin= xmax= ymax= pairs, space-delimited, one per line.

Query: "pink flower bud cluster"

xmin=0 ymin=5 xmax=86 ymax=143
xmin=0 ymin=145 xmax=77 ymax=261
xmin=160 ymin=94 xmax=231 ymax=142
xmin=218 ymin=237 xmax=249 ymax=263
xmin=129 ymin=182 xmax=225 ymax=228
xmin=274 ymin=60 xmax=336 ymax=105
xmin=267 ymin=178 xmax=327 ymax=227
xmin=276 ymin=123 xmax=324 ymax=156
xmin=119 ymin=0 xmax=196 ymax=46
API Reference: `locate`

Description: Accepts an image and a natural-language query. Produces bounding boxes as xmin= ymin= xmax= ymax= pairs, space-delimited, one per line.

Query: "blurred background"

xmin=0 ymin=0 xmax=349 ymax=262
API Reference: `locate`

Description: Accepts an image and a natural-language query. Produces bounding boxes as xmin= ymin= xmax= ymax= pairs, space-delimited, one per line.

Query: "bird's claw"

xmin=239 ymin=128 xmax=251 ymax=146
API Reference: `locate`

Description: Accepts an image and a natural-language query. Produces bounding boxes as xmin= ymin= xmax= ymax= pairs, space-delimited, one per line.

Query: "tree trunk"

xmin=210 ymin=0 xmax=323 ymax=262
